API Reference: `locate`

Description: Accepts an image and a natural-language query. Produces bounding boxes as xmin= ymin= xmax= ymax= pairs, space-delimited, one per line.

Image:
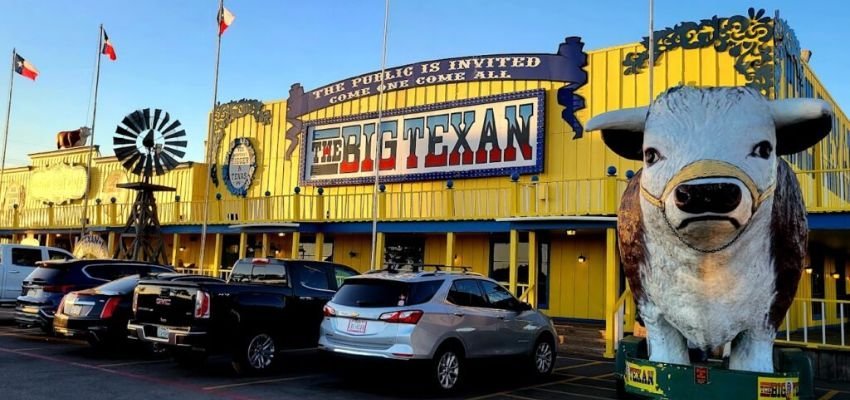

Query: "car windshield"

xmin=95 ymin=274 xmax=140 ymax=294
xmin=333 ymin=279 xmax=443 ymax=308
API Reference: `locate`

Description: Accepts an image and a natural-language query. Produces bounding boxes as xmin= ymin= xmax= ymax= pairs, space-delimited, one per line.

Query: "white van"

xmin=0 ymin=244 xmax=73 ymax=305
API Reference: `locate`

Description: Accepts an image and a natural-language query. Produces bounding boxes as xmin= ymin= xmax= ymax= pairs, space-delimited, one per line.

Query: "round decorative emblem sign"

xmin=222 ymin=138 xmax=257 ymax=197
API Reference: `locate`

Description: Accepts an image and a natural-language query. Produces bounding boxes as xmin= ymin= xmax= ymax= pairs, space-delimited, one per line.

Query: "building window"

xmin=384 ymin=235 xmax=425 ymax=268
xmin=810 ymin=250 xmax=825 ymax=321
xmin=489 ymin=235 xmax=549 ymax=309
xmin=298 ymin=239 xmax=334 ymax=261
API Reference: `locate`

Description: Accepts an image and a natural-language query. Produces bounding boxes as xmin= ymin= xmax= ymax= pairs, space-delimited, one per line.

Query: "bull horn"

xmin=770 ymin=98 xmax=832 ymax=155
xmin=585 ymin=107 xmax=648 ymax=161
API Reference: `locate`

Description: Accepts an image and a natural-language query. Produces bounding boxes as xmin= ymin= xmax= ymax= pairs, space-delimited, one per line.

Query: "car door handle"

xmin=8 ymin=271 xmax=19 ymax=274
xmin=453 ymin=312 xmax=464 ymax=317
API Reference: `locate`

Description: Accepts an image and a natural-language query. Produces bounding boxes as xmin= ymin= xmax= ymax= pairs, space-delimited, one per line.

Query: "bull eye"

xmin=644 ymin=148 xmax=662 ymax=166
xmin=750 ymin=141 xmax=773 ymax=159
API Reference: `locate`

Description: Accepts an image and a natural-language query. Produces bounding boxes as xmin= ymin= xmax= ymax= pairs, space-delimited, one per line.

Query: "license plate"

xmin=156 ymin=326 xmax=169 ymax=339
xmin=346 ymin=319 xmax=367 ymax=334
xmin=68 ymin=305 xmax=82 ymax=316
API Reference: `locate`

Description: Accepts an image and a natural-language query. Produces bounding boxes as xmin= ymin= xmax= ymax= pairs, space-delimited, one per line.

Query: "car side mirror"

xmin=515 ymin=301 xmax=532 ymax=312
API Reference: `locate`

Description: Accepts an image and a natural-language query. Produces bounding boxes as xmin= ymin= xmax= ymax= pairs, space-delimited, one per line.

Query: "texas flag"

xmin=218 ymin=5 xmax=235 ymax=36
xmin=14 ymin=53 xmax=38 ymax=80
xmin=102 ymin=29 xmax=117 ymax=61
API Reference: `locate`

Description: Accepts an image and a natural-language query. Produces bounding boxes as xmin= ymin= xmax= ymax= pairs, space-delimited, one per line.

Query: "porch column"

xmin=238 ymin=232 xmax=248 ymax=259
xmin=171 ymin=234 xmax=181 ymax=268
xmin=290 ymin=231 xmax=301 ymax=259
xmin=604 ymin=227 xmax=619 ymax=358
xmin=445 ymin=232 xmax=455 ymax=268
xmin=107 ymin=231 xmax=116 ymax=256
xmin=527 ymin=231 xmax=538 ymax=308
xmin=314 ymin=232 xmax=325 ymax=261
xmin=508 ymin=229 xmax=519 ymax=295
xmin=261 ymin=233 xmax=270 ymax=257
xmin=373 ymin=232 xmax=385 ymax=270
xmin=45 ymin=233 xmax=55 ymax=247
xmin=212 ymin=233 xmax=223 ymax=277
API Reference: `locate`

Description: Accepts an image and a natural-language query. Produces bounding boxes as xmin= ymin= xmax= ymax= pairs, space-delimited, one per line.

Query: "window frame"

xmin=446 ymin=278 xmax=488 ymax=308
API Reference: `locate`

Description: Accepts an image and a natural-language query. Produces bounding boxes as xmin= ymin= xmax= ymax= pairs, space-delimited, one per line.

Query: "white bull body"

xmin=587 ymin=86 xmax=832 ymax=372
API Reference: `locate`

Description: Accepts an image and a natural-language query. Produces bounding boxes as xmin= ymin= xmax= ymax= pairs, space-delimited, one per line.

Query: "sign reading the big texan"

xmin=302 ymin=90 xmax=543 ymax=186
xmin=285 ymin=37 xmax=588 ymax=163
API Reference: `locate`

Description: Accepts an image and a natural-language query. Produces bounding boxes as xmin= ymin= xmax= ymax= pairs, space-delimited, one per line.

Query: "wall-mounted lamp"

xmin=577 ymin=254 xmax=587 ymax=263
xmin=56 ymin=234 xmax=62 ymax=237
xmin=274 ymin=249 xmax=281 ymax=255
xmin=349 ymin=250 xmax=358 ymax=258
xmin=278 ymin=232 xmax=285 ymax=237
xmin=179 ymin=246 xmax=186 ymax=252
xmin=566 ymin=229 xmax=576 ymax=236
xmin=832 ymin=272 xmax=841 ymax=280
xmin=805 ymin=267 xmax=813 ymax=274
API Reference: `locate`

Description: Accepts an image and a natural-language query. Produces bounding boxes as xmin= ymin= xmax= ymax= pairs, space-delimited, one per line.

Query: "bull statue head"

xmin=586 ymin=86 xmax=832 ymax=372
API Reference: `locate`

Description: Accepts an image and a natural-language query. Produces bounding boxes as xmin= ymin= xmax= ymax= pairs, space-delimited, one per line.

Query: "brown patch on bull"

xmin=618 ymin=169 xmax=648 ymax=303
xmin=768 ymin=160 xmax=807 ymax=328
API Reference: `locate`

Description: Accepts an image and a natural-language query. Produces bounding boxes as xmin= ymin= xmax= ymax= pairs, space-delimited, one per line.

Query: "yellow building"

xmin=1 ymin=9 xmax=847 ymax=354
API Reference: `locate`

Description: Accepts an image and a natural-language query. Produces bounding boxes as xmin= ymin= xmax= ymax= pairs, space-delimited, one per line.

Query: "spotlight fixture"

xmin=577 ymin=254 xmax=587 ymax=263
xmin=566 ymin=229 xmax=576 ymax=236
xmin=805 ymin=267 xmax=813 ymax=274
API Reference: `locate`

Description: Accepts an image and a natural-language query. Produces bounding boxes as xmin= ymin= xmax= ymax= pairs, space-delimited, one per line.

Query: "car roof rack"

xmin=365 ymin=263 xmax=477 ymax=275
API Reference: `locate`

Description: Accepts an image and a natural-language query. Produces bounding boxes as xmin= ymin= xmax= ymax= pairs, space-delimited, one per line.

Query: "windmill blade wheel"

xmin=113 ymin=108 xmax=188 ymax=177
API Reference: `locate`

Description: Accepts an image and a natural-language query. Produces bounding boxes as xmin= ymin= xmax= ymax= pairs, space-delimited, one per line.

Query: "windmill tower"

xmin=112 ymin=108 xmax=187 ymax=264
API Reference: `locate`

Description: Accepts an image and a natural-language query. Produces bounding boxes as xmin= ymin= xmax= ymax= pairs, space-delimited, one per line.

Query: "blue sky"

xmin=0 ymin=0 xmax=847 ymax=166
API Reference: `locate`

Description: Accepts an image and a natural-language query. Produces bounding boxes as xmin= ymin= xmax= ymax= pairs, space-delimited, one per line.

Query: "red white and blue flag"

xmin=218 ymin=4 xmax=235 ymax=36
xmin=14 ymin=53 xmax=38 ymax=80
xmin=102 ymin=29 xmax=117 ymax=61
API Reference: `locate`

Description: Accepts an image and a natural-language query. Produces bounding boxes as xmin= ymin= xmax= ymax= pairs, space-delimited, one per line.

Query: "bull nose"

xmin=674 ymin=183 xmax=742 ymax=214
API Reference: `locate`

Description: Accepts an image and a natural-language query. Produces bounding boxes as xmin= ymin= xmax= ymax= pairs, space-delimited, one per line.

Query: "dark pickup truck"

xmin=127 ymin=257 xmax=359 ymax=374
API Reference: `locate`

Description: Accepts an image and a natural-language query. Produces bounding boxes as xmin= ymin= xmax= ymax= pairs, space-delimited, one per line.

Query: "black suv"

xmin=16 ymin=259 xmax=174 ymax=332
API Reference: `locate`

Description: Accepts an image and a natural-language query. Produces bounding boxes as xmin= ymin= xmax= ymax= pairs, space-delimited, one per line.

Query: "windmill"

xmin=113 ymin=108 xmax=187 ymax=264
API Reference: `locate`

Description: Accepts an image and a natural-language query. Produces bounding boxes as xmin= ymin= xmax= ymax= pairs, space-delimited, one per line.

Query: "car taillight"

xmin=379 ymin=310 xmax=423 ymax=324
xmin=323 ymin=304 xmax=336 ymax=317
xmin=57 ymin=293 xmax=75 ymax=315
xmin=100 ymin=297 xmax=121 ymax=319
xmin=194 ymin=291 xmax=210 ymax=319
xmin=43 ymin=284 xmax=74 ymax=294
xmin=132 ymin=288 xmax=139 ymax=314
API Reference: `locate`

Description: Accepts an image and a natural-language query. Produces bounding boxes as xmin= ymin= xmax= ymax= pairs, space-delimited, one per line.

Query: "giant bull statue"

xmin=586 ymin=86 xmax=832 ymax=372
xmin=56 ymin=126 xmax=91 ymax=149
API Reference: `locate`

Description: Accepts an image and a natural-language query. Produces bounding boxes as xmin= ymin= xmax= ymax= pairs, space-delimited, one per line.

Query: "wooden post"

xmin=509 ymin=178 xmax=520 ymax=216
xmin=378 ymin=190 xmax=387 ymax=219
xmin=445 ymin=232 xmax=455 ymax=268
xmin=290 ymin=231 xmax=301 ymax=259
xmin=12 ymin=206 xmax=19 ymax=228
xmin=108 ymin=200 xmax=117 ymax=225
xmin=212 ymin=233 xmax=223 ymax=277
xmin=374 ymin=232 xmax=385 ymax=269
xmin=107 ymin=231 xmax=116 ymax=255
xmin=240 ymin=198 xmax=248 ymax=222
xmin=293 ymin=189 xmax=302 ymax=220
xmin=95 ymin=202 xmax=103 ymax=225
xmin=45 ymin=233 xmax=55 ymax=247
xmin=446 ymin=183 xmax=455 ymax=219
xmin=314 ymin=232 xmax=325 ymax=261
xmin=527 ymin=230 xmax=538 ymax=308
xmin=315 ymin=190 xmax=325 ymax=221
xmin=261 ymin=233 xmax=270 ymax=257
xmin=509 ymin=229 xmax=519 ymax=295
xmin=172 ymin=198 xmax=180 ymax=223
xmin=604 ymin=227 xmax=619 ymax=358
xmin=171 ymin=234 xmax=181 ymax=268
xmin=47 ymin=205 xmax=55 ymax=227
xmin=605 ymin=168 xmax=619 ymax=215
xmin=238 ymin=232 xmax=247 ymax=259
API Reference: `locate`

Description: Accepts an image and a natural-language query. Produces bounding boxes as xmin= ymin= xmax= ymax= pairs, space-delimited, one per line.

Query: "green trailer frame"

xmin=614 ymin=336 xmax=814 ymax=399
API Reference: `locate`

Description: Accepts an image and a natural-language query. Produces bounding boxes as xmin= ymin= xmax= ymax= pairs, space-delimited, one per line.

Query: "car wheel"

xmin=431 ymin=345 xmax=463 ymax=392
xmin=530 ymin=337 xmax=556 ymax=375
xmin=232 ymin=332 xmax=277 ymax=375
xmin=170 ymin=348 xmax=207 ymax=367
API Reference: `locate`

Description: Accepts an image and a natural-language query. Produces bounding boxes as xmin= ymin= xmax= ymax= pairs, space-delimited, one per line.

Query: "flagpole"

xmin=199 ymin=0 xmax=224 ymax=275
xmin=368 ymin=0 xmax=390 ymax=271
xmin=0 ymin=49 xmax=16 ymax=208
xmin=648 ymin=0 xmax=654 ymax=103
xmin=81 ymin=25 xmax=104 ymax=236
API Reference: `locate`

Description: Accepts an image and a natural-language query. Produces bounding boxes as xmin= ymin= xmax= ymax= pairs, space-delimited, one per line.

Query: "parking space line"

xmin=97 ymin=359 xmax=172 ymax=368
xmin=530 ymin=388 xmax=613 ymax=399
xmin=466 ymin=375 xmax=589 ymax=400
xmin=203 ymin=374 xmax=323 ymax=391
xmin=819 ymin=390 xmax=840 ymax=400
xmin=546 ymin=381 xmax=616 ymax=392
xmin=555 ymin=361 xmax=602 ymax=371
xmin=560 ymin=356 xmax=614 ymax=364
xmin=504 ymin=394 xmax=539 ymax=400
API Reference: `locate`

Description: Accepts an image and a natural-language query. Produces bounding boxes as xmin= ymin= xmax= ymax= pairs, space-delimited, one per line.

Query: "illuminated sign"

xmin=301 ymin=90 xmax=544 ymax=186
xmin=757 ymin=376 xmax=799 ymax=400
xmin=30 ymin=163 xmax=87 ymax=204
xmin=223 ymin=138 xmax=257 ymax=197
xmin=624 ymin=361 xmax=663 ymax=395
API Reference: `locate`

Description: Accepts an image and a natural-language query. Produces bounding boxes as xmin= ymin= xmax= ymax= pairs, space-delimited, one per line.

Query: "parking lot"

xmin=0 ymin=309 xmax=848 ymax=400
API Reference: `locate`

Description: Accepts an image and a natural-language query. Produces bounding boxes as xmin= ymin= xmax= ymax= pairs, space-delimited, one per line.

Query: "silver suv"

xmin=318 ymin=266 xmax=558 ymax=391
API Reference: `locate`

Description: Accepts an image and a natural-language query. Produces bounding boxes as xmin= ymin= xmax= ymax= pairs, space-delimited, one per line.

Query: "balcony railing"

xmin=1 ymin=169 xmax=847 ymax=230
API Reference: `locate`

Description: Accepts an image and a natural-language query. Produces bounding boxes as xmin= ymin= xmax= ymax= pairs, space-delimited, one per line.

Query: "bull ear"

xmin=585 ymin=107 xmax=648 ymax=161
xmin=770 ymin=99 xmax=833 ymax=155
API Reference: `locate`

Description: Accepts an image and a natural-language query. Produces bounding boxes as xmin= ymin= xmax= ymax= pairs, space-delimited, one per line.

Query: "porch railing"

xmin=2 ymin=168 xmax=849 ymax=229
xmin=776 ymin=297 xmax=850 ymax=350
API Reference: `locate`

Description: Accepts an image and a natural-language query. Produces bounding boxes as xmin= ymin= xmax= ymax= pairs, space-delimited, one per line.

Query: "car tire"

xmin=431 ymin=344 xmax=464 ymax=392
xmin=170 ymin=348 xmax=207 ymax=367
xmin=231 ymin=332 xmax=277 ymax=375
xmin=529 ymin=336 xmax=556 ymax=376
